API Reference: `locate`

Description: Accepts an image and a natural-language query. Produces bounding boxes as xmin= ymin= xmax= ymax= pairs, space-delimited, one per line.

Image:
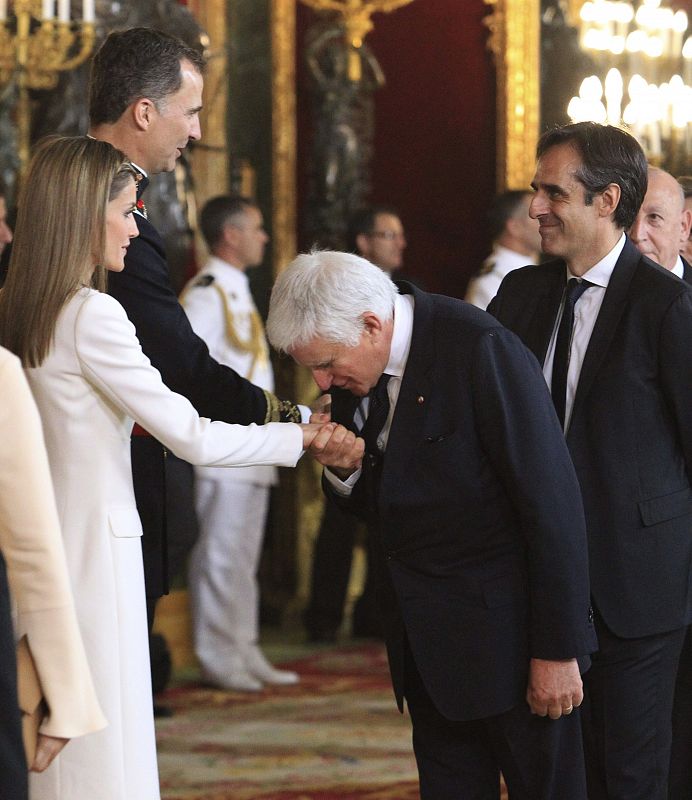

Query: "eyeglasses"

xmin=368 ymin=230 xmax=406 ymax=241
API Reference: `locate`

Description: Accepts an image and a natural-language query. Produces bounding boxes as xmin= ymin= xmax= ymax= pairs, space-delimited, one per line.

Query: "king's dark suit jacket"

xmin=488 ymin=238 xmax=692 ymax=639
xmin=327 ymin=283 xmax=596 ymax=722
xmin=108 ymin=211 xmax=269 ymax=598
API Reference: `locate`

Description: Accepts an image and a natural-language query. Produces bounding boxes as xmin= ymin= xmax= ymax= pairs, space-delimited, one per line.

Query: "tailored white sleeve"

xmin=73 ymin=292 xmax=303 ymax=468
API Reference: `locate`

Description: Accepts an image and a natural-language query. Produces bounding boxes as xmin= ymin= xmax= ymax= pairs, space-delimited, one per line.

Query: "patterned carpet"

xmin=155 ymin=642 xmax=421 ymax=799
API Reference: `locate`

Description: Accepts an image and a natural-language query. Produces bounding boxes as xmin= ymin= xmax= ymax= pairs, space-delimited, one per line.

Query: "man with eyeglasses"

xmin=349 ymin=205 xmax=407 ymax=275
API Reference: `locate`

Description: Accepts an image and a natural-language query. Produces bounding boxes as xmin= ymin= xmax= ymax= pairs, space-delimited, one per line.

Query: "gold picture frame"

xmin=484 ymin=0 xmax=541 ymax=191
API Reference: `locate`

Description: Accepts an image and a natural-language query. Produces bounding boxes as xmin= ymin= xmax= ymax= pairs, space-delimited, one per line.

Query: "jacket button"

xmin=588 ymin=606 xmax=594 ymax=623
xmin=417 ymin=395 xmax=425 ymax=404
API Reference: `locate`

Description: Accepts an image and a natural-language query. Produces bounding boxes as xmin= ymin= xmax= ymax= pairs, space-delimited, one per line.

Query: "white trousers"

xmin=188 ymin=477 xmax=270 ymax=677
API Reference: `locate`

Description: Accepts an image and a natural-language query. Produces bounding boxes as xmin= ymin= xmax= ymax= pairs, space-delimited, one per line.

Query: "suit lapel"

xmin=517 ymin=265 xmax=565 ymax=366
xmin=380 ymin=285 xmax=434 ymax=506
xmin=569 ymin=238 xmax=639 ymax=427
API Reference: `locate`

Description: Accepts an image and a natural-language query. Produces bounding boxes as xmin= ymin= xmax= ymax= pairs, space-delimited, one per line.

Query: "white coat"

xmin=26 ymin=289 xmax=303 ymax=800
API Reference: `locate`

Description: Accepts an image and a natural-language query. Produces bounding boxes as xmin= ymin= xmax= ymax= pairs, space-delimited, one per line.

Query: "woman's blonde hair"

xmin=0 ymin=135 xmax=136 ymax=366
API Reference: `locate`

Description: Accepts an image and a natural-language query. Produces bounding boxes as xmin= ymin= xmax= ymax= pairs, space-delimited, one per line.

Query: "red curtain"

xmin=297 ymin=0 xmax=497 ymax=298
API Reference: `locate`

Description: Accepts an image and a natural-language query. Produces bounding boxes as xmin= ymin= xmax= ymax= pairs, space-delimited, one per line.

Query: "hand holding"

xmin=526 ymin=657 xmax=583 ymax=720
xmin=300 ymin=422 xmax=333 ymax=450
xmin=307 ymin=423 xmax=364 ymax=478
xmin=31 ymin=734 xmax=69 ymax=772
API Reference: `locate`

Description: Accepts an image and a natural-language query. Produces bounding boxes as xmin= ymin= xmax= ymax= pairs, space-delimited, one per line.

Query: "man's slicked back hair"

xmin=89 ymin=27 xmax=206 ymax=126
xmin=537 ymin=121 xmax=647 ymax=230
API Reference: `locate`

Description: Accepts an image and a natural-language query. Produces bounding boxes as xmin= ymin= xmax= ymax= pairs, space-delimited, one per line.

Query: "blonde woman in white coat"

xmin=0 ymin=136 xmax=357 ymax=800
xmin=0 ymin=346 xmax=105 ymax=800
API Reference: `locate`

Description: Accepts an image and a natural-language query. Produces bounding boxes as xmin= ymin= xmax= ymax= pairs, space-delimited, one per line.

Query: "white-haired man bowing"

xmin=266 ymin=250 xmax=596 ymax=800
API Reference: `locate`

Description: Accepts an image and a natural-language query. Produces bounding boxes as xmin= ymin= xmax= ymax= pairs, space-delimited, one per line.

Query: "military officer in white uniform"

xmin=182 ymin=195 xmax=299 ymax=691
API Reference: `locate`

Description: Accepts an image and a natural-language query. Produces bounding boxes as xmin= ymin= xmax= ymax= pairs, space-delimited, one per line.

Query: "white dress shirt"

xmin=672 ymin=256 xmax=684 ymax=279
xmin=543 ymin=233 xmax=626 ymax=431
xmin=325 ymin=292 xmax=414 ymax=494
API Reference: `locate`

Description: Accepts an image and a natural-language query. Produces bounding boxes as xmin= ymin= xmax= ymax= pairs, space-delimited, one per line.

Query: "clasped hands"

xmin=526 ymin=657 xmax=583 ymax=720
xmin=299 ymin=394 xmax=365 ymax=477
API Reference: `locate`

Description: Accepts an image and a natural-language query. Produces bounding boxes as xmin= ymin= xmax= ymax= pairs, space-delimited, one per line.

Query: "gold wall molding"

xmin=270 ymin=0 xmax=326 ymax=614
xmin=185 ymin=0 xmax=228 ymax=266
xmin=271 ymin=0 xmax=297 ymax=278
xmin=484 ymin=0 xmax=540 ymax=191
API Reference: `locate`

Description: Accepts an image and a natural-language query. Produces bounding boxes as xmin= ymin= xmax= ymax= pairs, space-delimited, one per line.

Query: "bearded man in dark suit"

xmin=266 ymin=250 xmax=596 ymax=799
xmin=487 ymin=122 xmax=692 ymax=800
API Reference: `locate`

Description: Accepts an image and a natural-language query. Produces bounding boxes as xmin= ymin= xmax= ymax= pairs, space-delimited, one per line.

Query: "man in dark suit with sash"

xmin=266 ymin=250 xmax=596 ymax=799
xmin=488 ymin=123 xmax=692 ymax=800
xmin=87 ymin=28 xmax=305 ymax=632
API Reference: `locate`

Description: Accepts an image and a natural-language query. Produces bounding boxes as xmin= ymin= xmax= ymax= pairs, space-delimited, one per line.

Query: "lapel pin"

xmin=417 ymin=395 xmax=425 ymax=404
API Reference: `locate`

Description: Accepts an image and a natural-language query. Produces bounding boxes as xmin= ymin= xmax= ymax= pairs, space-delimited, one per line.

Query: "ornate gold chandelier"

xmin=568 ymin=0 xmax=690 ymax=169
xmin=0 ymin=0 xmax=95 ymax=175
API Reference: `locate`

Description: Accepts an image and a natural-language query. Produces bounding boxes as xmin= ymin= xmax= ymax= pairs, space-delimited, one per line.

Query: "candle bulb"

xmin=0 ymin=0 xmax=6 ymax=22
xmin=58 ymin=0 xmax=69 ymax=23
xmin=42 ymin=0 xmax=54 ymax=20
xmin=83 ymin=0 xmax=94 ymax=22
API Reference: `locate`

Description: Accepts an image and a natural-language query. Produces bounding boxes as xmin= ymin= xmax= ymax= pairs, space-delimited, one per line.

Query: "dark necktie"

xmin=551 ymin=278 xmax=592 ymax=428
xmin=361 ymin=373 xmax=391 ymax=455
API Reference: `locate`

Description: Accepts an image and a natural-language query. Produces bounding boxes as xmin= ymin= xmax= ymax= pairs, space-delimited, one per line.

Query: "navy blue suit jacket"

xmin=489 ymin=238 xmax=692 ymax=639
xmin=327 ymin=283 xmax=596 ymax=721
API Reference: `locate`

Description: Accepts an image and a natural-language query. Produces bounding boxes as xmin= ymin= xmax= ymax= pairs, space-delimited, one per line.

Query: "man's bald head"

xmin=629 ymin=167 xmax=692 ymax=270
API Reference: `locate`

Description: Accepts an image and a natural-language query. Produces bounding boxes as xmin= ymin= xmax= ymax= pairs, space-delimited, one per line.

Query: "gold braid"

xmin=209 ymin=283 xmax=268 ymax=383
xmin=181 ymin=277 xmax=300 ymax=423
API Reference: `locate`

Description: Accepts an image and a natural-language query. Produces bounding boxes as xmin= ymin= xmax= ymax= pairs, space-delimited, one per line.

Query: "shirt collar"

xmin=206 ymin=256 xmax=250 ymax=289
xmin=130 ymin=161 xmax=148 ymax=179
xmin=384 ymin=292 xmax=414 ymax=379
xmin=567 ymin=232 xmax=626 ymax=288
xmin=671 ymin=255 xmax=685 ymax=279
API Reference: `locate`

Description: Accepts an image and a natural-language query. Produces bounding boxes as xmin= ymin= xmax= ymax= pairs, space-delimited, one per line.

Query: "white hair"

xmin=266 ymin=250 xmax=399 ymax=353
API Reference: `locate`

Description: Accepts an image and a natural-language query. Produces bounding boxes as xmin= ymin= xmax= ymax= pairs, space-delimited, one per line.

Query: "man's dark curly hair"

xmin=537 ymin=121 xmax=647 ymax=230
xmin=89 ymin=27 xmax=206 ymax=126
